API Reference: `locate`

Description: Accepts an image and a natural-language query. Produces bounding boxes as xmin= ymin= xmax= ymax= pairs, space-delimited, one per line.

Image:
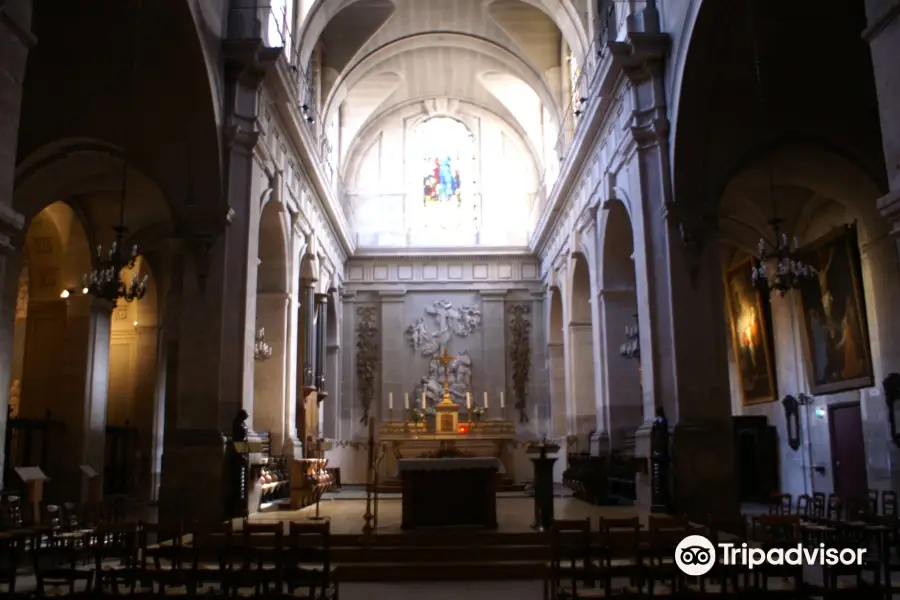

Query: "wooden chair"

xmin=751 ymin=515 xmax=804 ymax=596
xmin=285 ymin=520 xmax=336 ymax=599
xmin=33 ymin=540 xmax=95 ymax=598
xmin=768 ymin=493 xmax=792 ymax=515
xmin=544 ymin=518 xmax=592 ymax=598
xmin=882 ymin=491 xmax=896 ymax=520
xmin=827 ymin=494 xmax=844 ymax=522
xmin=796 ymin=494 xmax=812 ymax=519
xmin=597 ymin=517 xmax=641 ymax=581
xmin=699 ymin=514 xmax=749 ymax=596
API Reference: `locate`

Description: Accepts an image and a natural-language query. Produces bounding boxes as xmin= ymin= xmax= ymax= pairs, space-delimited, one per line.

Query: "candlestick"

xmin=404 ymin=393 xmax=409 ymax=410
xmin=389 ymin=393 xmax=393 ymax=410
xmin=484 ymin=392 xmax=488 ymax=409
xmin=421 ymin=391 xmax=426 ymax=409
xmin=466 ymin=392 xmax=471 ymax=409
xmin=500 ymin=392 xmax=505 ymax=408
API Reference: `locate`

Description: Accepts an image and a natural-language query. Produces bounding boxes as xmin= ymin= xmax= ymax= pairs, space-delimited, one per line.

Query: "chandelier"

xmin=750 ymin=218 xmax=816 ymax=297
xmin=83 ymin=226 xmax=148 ymax=307
xmin=254 ymin=328 xmax=272 ymax=361
xmin=83 ymin=2 xmax=147 ymax=309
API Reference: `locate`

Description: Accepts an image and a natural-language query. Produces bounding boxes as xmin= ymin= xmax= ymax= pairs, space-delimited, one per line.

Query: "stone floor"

xmin=339 ymin=581 xmax=543 ymax=600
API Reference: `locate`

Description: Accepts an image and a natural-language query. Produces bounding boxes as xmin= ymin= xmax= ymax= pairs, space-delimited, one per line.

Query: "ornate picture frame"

xmin=724 ymin=256 xmax=778 ymax=405
xmin=795 ymin=224 xmax=873 ymax=395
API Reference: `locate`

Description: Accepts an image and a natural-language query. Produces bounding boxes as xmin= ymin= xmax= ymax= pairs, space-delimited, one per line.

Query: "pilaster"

xmin=623 ymin=14 xmax=736 ymax=518
xmin=60 ymin=296 xmax=113 ymax=503
xmin=479 ymin=290 xmax=507 ymax=408
xmin=379 ymin=289 xmax=406 ymax=419
xmin=254 ymin=292 xmax=290 ymax=454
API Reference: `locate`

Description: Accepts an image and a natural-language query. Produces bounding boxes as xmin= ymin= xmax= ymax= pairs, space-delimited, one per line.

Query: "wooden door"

xmin=829 ymin=403 xmax=868 ymax=502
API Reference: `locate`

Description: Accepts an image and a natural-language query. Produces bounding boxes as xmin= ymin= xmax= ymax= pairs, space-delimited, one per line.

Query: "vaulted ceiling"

xmin=297 ymin=0 xmax=589 ymax=174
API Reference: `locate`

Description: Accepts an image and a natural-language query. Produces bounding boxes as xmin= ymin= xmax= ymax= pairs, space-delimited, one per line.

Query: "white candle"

xmin=484 ymin=392 xmax=488 ymax=409
xmin=421 ymin=391 xmax=426 ymax=409
xmin=389 ymin=393 xmax=393 ymax=410
xmin=404 ymin=393 xmax=409 ymax=410
xmin=500 ymin=392 xmax=505 ymax=408
xmin=466 ymin=392 xmax=471 ymax=409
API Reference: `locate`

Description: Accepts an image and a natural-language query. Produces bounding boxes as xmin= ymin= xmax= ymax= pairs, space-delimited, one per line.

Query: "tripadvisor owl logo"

xmin=675 ymin=535 xmax=716 ymax=576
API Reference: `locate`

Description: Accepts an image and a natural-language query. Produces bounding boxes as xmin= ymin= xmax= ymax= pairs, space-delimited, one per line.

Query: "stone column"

xmin=567 ymin=322 xmax=595 ymax=442
xmin=59 ymin=296 xmax=112 ymax=502
xmin=0 ymin=0 xmax=32 ymax=490
xmin=282 ymin=225 xmax=304 ymax=459
xmin=548 ymin=341 xmax=566 ymax=436
xmin=297 ymin=241 xmax=317 ymax=450
xmin=867 ymin=0 xmax=900 ymax=235
xmin=158 ymin=34 xmax=278 ymax=522
xmin=600 ymin=289 xmax=642 ymax=447
xmin=254 ymin=292 xmax=289 ymax=453
xmin=132 ymin=323 xmax=159 ymax=500
xmin=479 ymin=290 xmax=507 ymax=417
xmin=379 ymin=290 xmax=405 ymax=420
xmin=314 ymin=293 xmax=328 ymax=394
xmin=623 ymin=8 xmax=737 ymax=518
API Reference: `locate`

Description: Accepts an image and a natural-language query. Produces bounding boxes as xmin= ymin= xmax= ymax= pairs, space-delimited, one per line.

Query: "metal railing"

xmin=532 ymin=0 xmax=628 ymax=219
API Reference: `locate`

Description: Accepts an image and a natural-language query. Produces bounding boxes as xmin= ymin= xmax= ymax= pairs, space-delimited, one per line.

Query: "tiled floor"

xmin=250 ymin=496 xmax=643 ymax=534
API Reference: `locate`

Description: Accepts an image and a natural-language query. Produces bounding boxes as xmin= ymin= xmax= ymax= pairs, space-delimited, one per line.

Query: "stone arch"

xmin=718 ymin=140 xmax=899 ymax=498
xmin=568 ymin=252 xmax=596 ymax=444
xmin=296 ymin=0 xmax=588 ymax=81
xmin=321 ymin=290 xmax=341 ymax=439
xmin=254 ymin=196 xmax=293 ymax=452
xmin=598 ymin=199 xmax=642 ymax=448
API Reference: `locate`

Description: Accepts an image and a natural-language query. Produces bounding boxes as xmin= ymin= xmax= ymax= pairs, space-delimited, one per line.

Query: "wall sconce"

xmin=781 ymin=393 xmax=812 ymax=451
xmin=60 ymin=289 xmax=70 ymax=298
xmin=883 ymin=373 xmax=900 ymax=448
xmin=132 ymin=320 xmax=139 ymax=331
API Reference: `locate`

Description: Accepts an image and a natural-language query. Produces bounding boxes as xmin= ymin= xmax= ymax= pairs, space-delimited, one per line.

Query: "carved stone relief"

xmin=356 ymin=306 xmax=379 ymax=423
xmin=405 ymin=300 xmax=482 ymax=406
xmin=508 ymin=304 xmax=532 ymax=423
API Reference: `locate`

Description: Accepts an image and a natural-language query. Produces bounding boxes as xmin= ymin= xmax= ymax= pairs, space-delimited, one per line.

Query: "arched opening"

xmin=599 ymin=200 xmax=641 ymax=449
xmin=569 ymin=253 xmax=595 ymax=446
xmin=671 ymin=0 xmax=890 ymax=503
xmin=548 ymin=286 xmax=566 ymax=437
xmin=718 ymin=142 xmax=893 ymax=500
xmin=254 ymin=197 xmax=291 ymax=454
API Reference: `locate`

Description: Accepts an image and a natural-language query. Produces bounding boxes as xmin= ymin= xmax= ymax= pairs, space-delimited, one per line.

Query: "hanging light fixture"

xmin=750 ymin=212 xmax=816 ymax=297
xmin=83 ymin=0 xmax=148 ymax=308
xmin=745 ymin=1 xmax=816 ymax=298
xmin=254 ymin=328 xmax=272 ymax=361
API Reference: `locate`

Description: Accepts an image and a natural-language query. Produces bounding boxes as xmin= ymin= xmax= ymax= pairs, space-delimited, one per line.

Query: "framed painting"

xmin=725 ymin=257 xmax=778 ymax=405
xmin=796 ymin=224 xmax=873 ymax=395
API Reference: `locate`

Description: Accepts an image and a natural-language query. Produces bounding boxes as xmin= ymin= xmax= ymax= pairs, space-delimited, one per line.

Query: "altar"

xmin=398 ymin=457 xmax=500 ymax=529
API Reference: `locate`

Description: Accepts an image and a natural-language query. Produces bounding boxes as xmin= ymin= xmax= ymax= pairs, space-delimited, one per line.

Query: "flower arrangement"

xmin=409 ymin=407 xmax=425 ymax=423
xmin=471 ymin=405 xmax=486 ymax=420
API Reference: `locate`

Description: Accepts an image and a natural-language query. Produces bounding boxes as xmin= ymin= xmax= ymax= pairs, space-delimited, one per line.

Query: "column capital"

xmin=877 ymin=189 xmax=900 ymax=236
xmin=314 ymin=292 xmax=330 ymax=305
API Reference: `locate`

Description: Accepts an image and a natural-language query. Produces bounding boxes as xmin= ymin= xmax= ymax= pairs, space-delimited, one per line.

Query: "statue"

xmin=406 ymin=300 xmax=482 ymax=404
xmin=232 ymin=409 xmax=249 ymax=443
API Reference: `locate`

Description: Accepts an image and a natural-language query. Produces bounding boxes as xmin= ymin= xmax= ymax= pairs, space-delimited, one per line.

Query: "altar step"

xmin=335 ymin=560 xmax=547 ymax=582
xmin=329 ymin=532 xmax=550 ymax=582
xmin=375 ymin=478 xmax=526 ymax=493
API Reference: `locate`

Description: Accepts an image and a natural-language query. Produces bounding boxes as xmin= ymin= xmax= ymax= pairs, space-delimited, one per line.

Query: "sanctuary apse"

xmin=0 ymin=0 xmax=899 ymax=542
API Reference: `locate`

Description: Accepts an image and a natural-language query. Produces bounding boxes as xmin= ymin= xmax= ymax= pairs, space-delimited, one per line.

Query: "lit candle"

xmin=404 ymin=393 xmax=409 ymax=410
xmin=484 ymin=392 xmax=488 ymax=409
xmin=466 ymin=392 xmax=471 ymax=409
xmin=421 ymin=391 xmax=426 ymax=409
xmin=500 ymin=392 xmax=505 ymax=408
xmin=389 ymin=393 xmax=393 ymax=410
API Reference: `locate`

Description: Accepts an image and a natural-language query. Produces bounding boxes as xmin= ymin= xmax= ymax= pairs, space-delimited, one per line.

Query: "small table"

xmin=398 ymin=457 xmax=500 ymax=529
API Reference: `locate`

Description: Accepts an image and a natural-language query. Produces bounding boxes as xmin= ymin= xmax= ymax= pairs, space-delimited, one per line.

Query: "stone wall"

xmin=326 ymin=254 xmax=547 ymax=483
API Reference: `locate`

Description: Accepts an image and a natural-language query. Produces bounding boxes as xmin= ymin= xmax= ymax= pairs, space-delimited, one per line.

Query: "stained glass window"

xmin=419 ymin=117 xmax=471 ymax=206
xmin=415 ymin=117 xmax=476 ymax=231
